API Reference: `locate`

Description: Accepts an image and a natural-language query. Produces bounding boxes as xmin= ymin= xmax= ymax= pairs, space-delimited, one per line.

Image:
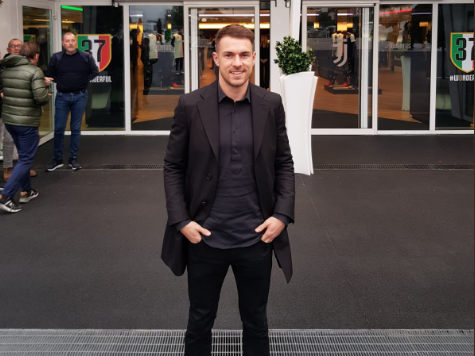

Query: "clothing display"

xmin=148 ymin=34 xmax=158 ymax=62
xmin=172 ymin=33 xmax=184 ymax=72
xmin=141 ymin=38 xmax=152 ymax=91
xmin=346 ymin=31 xmax=357 ymax=87
xmin=333 ymin=32 xmax=349 ymax=73
xmin=327 ymin=31 xmax=355 ymax=88
xmin=130 ymin=29 xmax=139 ymax=74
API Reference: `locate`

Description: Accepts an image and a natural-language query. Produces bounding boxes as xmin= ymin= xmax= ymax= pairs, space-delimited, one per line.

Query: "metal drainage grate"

xmin=312 ymin=164 xmax=474 ymax=170
xmin=0 ymin=329 xmax=472 ymax=355
xmin=33 ymin=164 xmax=165 ymax=171
xmin=31 ymin=164 xmax=474 ymax=171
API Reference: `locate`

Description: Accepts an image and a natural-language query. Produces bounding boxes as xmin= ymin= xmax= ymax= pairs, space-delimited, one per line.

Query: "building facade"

xmin=0 ymin=0 xmax=473 ymax=145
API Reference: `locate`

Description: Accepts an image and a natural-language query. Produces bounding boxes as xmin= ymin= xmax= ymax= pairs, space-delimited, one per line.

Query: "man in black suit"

xmin=162 ymin=24 xmax=295 ymax=356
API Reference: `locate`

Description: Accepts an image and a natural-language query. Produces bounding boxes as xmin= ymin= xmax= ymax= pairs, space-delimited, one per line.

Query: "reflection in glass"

xmin=306 ymin=7 xmax=373 ymax=129
xmin=260 ymin=3 xmax=271 ymax=90
xmin=436 ymin=4 xmax=474 ymax=129
xmin=378 ymin=5 xmax=432 ymax=130
xmin=129 ymin=5 xmax=184 ymax=131
xmin=61 ymin=5 xmax=125 ymax=131
xmin=22 ymin=6 xmax=54 ymax=137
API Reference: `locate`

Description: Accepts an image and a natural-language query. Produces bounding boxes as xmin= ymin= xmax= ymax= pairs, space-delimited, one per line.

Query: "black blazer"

xmin=162 ymin=81 xmax=295 ymax=282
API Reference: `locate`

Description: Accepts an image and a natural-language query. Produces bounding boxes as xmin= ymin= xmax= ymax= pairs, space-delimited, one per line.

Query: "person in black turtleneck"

xmin=163 ymin=25 xmax=295 ymax=356
xmin=44 ymin=32 xmax=98 ymax=172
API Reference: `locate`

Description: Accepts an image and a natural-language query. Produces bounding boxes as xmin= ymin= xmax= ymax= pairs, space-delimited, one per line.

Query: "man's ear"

xmin=212 ymin=52 xmax=219 ymax=67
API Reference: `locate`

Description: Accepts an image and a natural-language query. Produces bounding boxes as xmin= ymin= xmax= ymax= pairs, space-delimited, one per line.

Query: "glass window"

xmin=130 ymin=5 xmax=183 ymax=131
xmin=436 ymin=4 xmax=474 ymax=130
xmin=61 ymin=5 xmax=125 ymax=131
xmin=306 ymin=7 xmax=374 ymax=129
xmin=260 ymin=2 xmax=271 ymax=90
xmin=378 ymin=5 xmax=432 ymax=130
xmin=23 ymin=6 xmax=54 ymax=138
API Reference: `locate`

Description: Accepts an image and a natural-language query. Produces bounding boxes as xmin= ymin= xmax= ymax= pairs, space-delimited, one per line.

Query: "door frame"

xmin=18 ymin=0 xmax=57 ymax=144
xmin=302 ymin=1 xmax=378 ymax=135
xmin=184 ymin=1 xmax=261 ymax=93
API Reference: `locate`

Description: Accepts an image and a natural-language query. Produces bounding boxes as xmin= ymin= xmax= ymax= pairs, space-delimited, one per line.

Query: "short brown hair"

xmin=20 ymin=42 xmax=40 ymax=60
xmin=63 ymin=31 xmax=77 ymax=40
xmin=215 ymin=24 xmax=254 ymax=52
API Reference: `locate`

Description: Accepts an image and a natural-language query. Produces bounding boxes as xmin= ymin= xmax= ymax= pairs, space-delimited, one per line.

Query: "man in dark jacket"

xmin=0 ymin=42 xmax=50 ymax=213
xmin=163 ymin=25 xmax=295 ymax=356
xmin=45 ymin=32 xmax=98 ymax=172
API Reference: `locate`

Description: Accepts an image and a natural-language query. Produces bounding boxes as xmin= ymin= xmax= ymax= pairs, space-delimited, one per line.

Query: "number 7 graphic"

xmin=470 ymin=37 xmax=474 ymax=61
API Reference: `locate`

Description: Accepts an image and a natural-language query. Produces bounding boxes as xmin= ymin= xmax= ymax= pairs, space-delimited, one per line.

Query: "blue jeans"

xmin=53 ymin=91 xmax=88 ymax=161
xmin=2 ymin=125 xmax=39 ymax=198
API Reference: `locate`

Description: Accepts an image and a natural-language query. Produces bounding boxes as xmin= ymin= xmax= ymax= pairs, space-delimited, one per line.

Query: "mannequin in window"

xmin=341 ymin=30 xmax=355 ymax=88
xmin=326 ymin=30 xmax=342 ymax=87
xmin=171 ymin=29 xmax=184 ymax=73
xmin=141 ymin=37 xmax=152 ymax=94
xmin=171 ymin=29 xmax=184 ymax=88
xmin=260 ymin=34 xmax=270 ymax=90
xmin=130 ymin=29 xmax=139 ymax=74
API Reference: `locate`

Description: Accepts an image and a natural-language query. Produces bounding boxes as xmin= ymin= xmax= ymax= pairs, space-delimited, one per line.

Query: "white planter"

xmin=280 ymin=71 xmax=318 ymax=175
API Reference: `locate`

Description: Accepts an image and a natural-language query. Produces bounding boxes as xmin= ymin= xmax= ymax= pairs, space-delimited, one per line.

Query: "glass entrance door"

xmin=21 ymin=2 xmax=55 ymax=140
xmin=302 ymin=4 xmax=375 ymax=131
xmin=186 ymin=5 xmax=260 ymax=93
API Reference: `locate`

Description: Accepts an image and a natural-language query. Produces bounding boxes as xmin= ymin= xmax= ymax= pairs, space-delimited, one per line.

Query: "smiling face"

xmin=62 ymin=33 xmax=77 ymax=54
xmin=213 ymin=35 xmax=255 ymax=89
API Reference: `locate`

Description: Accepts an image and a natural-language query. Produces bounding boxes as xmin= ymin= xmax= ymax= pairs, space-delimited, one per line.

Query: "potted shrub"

xmin=275 ymin=36 xmax=317 ymax=175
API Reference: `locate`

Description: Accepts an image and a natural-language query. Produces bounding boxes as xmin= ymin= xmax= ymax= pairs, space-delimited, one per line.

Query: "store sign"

xmin=77 ymin=34 xmax=112 ymax=72
xmin=450 ymin=32 xmax=474 ymax=74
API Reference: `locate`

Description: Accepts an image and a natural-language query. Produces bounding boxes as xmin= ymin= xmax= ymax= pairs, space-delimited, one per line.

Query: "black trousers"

xmin=185 ymin=240 xmax=273 ymax=356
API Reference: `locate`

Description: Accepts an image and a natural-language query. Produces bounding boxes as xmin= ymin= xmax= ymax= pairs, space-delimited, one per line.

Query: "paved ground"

xmin=0 ymin=135 xmax=473 ymax=330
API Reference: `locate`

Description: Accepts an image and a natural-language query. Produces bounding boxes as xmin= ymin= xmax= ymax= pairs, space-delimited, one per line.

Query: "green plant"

xmin=274 ymin=36 xmax=315 ymax=75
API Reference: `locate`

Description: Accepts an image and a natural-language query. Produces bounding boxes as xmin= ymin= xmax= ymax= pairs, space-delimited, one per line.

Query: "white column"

xmin=372 ymin=3 xmax=380 ymax=133
xmin=123 ymin=5 xmax=132 ymax=133
xmin=429 ymin=3 xmax=438 ymax=131
xmin=270 ymin=0 xmax=290 ymax=95
xmin=360 ymin=8 xmax=370 ymax=129
xmin=190 ymin=8 xmax=199 ymax=92
xmin=0 ymin=0 xmax=17 ymax=52
xmin=289 ymin=0 xmax=301 ymax=40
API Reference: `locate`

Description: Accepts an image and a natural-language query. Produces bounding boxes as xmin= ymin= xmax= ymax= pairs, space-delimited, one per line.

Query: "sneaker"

xmin=69 ymin=158 xmax=81 ymax=171
xmin=46 ymin=159 xmax=63 ymax=172
xmin=20 ymin=189 xmax=39 ymax=204
xmin=0 ymin=197 xmax=22 ymax=213
xmin=342 ymin=82 xmax=349 ymax=87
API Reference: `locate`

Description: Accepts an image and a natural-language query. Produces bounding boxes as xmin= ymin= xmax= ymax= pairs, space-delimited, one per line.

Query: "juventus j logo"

xmin=333 ymin=40 xmax=348 ymax=68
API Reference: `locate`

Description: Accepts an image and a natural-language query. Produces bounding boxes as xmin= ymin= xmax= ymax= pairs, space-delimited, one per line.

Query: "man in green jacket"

xmin=0 ymin=42 xmax=50 ymax=213
xmin=1 ymin=39 xmax=38 ymax=182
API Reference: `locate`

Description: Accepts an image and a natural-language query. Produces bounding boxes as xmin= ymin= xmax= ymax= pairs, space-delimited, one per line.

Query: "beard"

xmin=219 ymin=69 xmax=252 ymax=88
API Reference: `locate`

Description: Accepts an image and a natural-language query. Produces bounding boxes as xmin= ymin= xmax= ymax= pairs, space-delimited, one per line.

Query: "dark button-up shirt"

xmin=175 ymin=83 xmax=290 ymax=247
